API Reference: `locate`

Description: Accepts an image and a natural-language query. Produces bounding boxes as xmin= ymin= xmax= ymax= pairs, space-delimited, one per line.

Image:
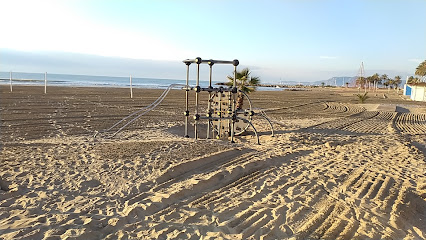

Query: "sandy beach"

xmin=1 ymin=85 xmax=425 ymax=239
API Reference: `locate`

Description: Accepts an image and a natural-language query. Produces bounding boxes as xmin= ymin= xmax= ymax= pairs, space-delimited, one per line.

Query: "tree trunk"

xmin=236 ymin=92 xmax=244 ymax=110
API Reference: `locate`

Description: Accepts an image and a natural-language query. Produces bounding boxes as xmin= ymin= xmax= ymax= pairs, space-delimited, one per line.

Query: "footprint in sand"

xmin=0 ymin=176 xmax=10 ymax=191
xmin=79 ymin=179 xmax=101 ymax=192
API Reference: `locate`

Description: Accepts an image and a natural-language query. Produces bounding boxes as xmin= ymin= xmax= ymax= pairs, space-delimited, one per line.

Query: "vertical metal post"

xmin=44 ymin=72 xmax=47 ymax=94
xmin=230 ymin=64 xmax=237 ymax=143
xmin=227 ymin=87 xmax=232 ymax=138
xmin=194 ymin=57 xmax=201 ymax=140
xmin=184 ymin=62 xmax=190 ymax=138
xmin=218 ymin=90 xmax=222 ymax=138
xmin=130 ymin=75 xmax=133 ymax=98
xmin=9 ymin=71 xmax=12 ymax=92
xmin=207 ymin=61 xmax=214 ymax=139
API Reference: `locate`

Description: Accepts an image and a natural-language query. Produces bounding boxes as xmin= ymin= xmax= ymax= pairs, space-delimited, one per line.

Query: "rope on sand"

xmin=94 ymin=84 xmax=186 ymax=138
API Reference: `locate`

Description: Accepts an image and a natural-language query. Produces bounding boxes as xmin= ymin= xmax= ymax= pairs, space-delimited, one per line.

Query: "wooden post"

xmin=130 ymin=75 xmax=133 ymax=98
xmin=9 ymin=71 xmax=12 ymax=92
xmin=44 ymin=72 xmax=47 ymax=94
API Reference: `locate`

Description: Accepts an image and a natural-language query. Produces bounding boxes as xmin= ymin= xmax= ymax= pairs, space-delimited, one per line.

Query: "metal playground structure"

xmin=96 ymin=57 xmax=274 ymax=144
xmin=182 ymin=57 xmax=273 ymax=144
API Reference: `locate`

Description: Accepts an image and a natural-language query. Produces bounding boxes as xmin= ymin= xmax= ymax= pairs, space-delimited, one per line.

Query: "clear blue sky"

xmin=1 ymin=0 xmax=425 ymax=82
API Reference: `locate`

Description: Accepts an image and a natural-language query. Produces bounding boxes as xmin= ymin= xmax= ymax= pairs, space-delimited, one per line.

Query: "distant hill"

xmin=266 ymin=74 xmax=412 ymax=87
xmin=314 ymin=77 xmax=357 ymax=86
xmin=262 ymin=77 xmax=357 ymax=87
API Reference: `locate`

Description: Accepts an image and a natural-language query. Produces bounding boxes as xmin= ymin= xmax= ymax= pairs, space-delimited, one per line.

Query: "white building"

xmin=404 ymin=83 xmax=426 ymax=102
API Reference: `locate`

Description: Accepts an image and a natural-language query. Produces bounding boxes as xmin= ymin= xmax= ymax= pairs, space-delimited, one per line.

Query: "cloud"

xmin=408 ymin=59 xmax=423 ymax=63
xmin=0 ymin=1 xmax=194 ymax=61
xmin=320 ymin=56 xmax=338 ymax=60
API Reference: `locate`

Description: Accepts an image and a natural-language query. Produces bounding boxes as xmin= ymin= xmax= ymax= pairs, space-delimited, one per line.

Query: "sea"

xmin=0 ymin=72 xmax=281 ymax=91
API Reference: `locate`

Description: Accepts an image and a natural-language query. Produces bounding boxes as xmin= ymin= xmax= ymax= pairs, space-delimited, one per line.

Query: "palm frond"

xmin=356 ymin=92 xmax=369 ymax=103
xmin=415 ymin=60 xmax=426 ymax=76
xmin=250 ymin=76 xmax=260 ymax=86
xmin=226 ymin=67 xmax=261 ymax=93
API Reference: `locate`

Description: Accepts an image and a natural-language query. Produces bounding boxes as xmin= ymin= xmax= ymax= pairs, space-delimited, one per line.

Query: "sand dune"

xmin=1 ymin=86 xmax=425 ymax=239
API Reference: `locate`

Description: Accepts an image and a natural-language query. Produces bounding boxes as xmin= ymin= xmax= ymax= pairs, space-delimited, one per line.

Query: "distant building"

xmin=404 ymin=82 xmax=426 ymax=102
xmin=404 ymin=84 xmax=412 ymax=96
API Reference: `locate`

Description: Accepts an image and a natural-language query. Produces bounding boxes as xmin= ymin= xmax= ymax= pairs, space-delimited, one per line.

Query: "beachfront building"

xmin=404 ymin=82 xmax=426 ymax=101
xmin=403 ymin=84 xmax=412 ymax=96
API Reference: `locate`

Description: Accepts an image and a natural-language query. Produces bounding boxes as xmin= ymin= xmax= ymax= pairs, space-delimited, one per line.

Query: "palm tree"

xmin=393 ymin=76 xmax=402 ymax=92
xmin=356 ymin=92 xmax=369 ymax=103
xmin=366 ymin=76 xmax=374 ymax=90
xmin=372 ymin=73 xmax=381 ymax=90
xmin=388 ymin=79 xmax=395 ymax=91
xmin=381 ymin=74 xmax=388 ymax=85
xmin=226 ymin=68 xmax=260 ymax=109
xmin=407 ymin=76 xmax=421 ymax=84
xmin=381 ymin=74 xmax=391 ymax=91
xmin=415 ymin=60 xmax=426 ymax=76
xmin=356 ymin=76 xmax=366 ymax=89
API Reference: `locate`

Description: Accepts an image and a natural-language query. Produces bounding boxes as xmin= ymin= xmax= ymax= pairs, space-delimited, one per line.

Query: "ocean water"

xmin=0 ymin=72 xmax=282 ymax=91
xmin=0 ymin=72 xmax=212 ymax=89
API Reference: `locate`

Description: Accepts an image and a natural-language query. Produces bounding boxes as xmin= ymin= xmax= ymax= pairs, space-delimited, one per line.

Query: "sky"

xmin=1 ymin=0 xmax=425 ymax=83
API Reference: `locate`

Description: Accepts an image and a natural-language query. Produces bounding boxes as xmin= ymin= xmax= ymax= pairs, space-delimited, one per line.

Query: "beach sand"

xmin=1 ymin=85 xmax=425 ymax=239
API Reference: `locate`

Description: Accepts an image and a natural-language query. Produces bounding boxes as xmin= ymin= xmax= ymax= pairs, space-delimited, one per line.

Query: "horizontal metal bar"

xmin=199 ymin=116 xmax=232 ymax=120
xmin=182 ymin=59 xmax=197 ymax=64
xmin=182 ymin=59 xmax=237 ymax=65
xmin=200 ymin=87 xmax=233 ymax=92
xmin=206 ymin=60 xmax=234 ymax=64
xmin=181 ymin=86 xmax=235 ymax=92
